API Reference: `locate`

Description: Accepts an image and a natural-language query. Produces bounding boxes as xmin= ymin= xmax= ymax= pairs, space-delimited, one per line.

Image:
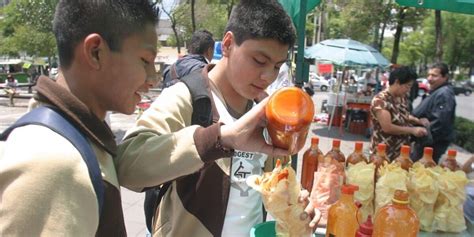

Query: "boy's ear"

xmin=221 ymin=31 xmax=234 ymax=57
xmin=83 ymin=34 xmax=106 ymax=70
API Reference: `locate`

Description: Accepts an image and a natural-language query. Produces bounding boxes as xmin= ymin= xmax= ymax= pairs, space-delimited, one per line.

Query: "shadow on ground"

xmin=311 ymin=125 xmax=370 ymax=142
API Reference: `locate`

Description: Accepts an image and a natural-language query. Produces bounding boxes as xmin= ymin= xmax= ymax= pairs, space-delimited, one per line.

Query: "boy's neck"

xmin=208 ymin=62 xmax=251 ymax=117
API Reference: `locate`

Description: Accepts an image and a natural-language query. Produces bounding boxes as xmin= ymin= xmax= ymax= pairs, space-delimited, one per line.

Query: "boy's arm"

xmin=116 ymin=83 xmax=231 ymax=191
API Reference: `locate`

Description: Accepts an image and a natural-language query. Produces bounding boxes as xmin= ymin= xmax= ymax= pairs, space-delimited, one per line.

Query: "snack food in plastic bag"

xmin=346 ymin=162 xmax=375 ymax=221
xmin=375 ymin=162 xmax=408 ymax=213
xmin=247 ymin=159 xmax=312 ymax=236
xmin=432 ymin=169 xmax=469 ymax=233
xmin=407 ymin=163 xmax=440 ymax=232
xmin=310 ymin=158 xmax=344 ymax=226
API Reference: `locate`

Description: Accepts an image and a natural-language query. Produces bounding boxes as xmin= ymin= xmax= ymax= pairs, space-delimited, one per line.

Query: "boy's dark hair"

xmin=225 ymin=0 xmax=296 ymax=47
xmin=53 ymin=0 xmax=158 ymax=69
xmin=188 ymin=30 xmax=215 ymax=55
xmin=430 ymin=62 xmax=449 ymax=78
xmin=389 ymin=66 xmax=418 ymax=85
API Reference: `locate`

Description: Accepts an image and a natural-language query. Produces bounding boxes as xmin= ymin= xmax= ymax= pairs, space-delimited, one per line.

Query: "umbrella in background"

xmin=304 ymin=39 xmax=390 ymax=68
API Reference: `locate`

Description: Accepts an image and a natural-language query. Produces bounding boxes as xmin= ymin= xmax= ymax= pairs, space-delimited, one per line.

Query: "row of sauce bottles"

xmin=301 ymin=137 xmax=460 ymax=237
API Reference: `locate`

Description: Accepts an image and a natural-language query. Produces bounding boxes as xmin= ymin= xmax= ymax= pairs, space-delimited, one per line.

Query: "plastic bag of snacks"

xmin=432 ymin=169 xmax=469 ymax=232
xmin=247 ymin=159 xmax=312 ymax=236
xmin=309 ymin=158 xmax=344 ymax=226
xmin=375 ymin=163 xmax=408 ymax=213
xmin=346 ymin=162 xmax=375 ymax=221
xmin=407 ymin=163 xmax=440 ymax=231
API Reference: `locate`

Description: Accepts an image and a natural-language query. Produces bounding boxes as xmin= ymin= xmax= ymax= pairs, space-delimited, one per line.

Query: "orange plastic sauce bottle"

xmin=325 ymin=139 xmax=346 ymax=165
xmin=326 ymin=184 xmax=362 ymax=237
xmin=346 ymin=141 xmax=367 ymax=167
xmin=416 ymin=147 xmax=436 ymax=168
xmin=301 ymin=137 xmax=323 ymax=191
xmin=370 ymin=143 xmax=389 ymax=179
xmin=373 ymin=190 xmax=420 ymax=237
xmin=440 ymin=149 xmax=460 ymax=171
xmin=393 ymin=145 xmax=413 ymax=171
xmin=265 ymin=87 xmax=315 ymax=152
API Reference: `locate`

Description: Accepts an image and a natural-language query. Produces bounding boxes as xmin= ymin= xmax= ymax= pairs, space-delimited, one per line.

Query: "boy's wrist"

xmin=217 ymin=123 xmax=234 ymax=152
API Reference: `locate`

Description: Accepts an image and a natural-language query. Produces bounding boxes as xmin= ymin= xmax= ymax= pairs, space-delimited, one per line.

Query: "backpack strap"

xmin=180 ymin=70 xmax=213 ymax=126
xmin=0 ymin=106 xmax=104 ymax=216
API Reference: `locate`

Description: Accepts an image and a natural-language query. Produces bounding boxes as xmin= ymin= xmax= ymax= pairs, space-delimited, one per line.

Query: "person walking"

xmin=411 ymin=62 xmax=457 ymax=163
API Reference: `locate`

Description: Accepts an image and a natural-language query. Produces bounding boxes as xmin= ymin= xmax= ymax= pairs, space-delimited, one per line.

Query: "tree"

xmin=434 ymin=10 xmax=442 ymax=63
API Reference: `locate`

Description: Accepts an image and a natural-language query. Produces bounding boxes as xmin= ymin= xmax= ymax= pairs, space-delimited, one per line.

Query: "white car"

xmin=308 ymin=73 xmax=330 ymax=91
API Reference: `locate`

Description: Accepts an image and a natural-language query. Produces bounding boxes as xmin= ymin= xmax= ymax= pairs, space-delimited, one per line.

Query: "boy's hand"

xmin=219 ymin=97 xmax=292 ymax=156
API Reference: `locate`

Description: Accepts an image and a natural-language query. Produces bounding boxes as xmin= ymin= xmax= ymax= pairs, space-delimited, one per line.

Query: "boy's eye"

xmin=254 ymin=58 xmax=265 ymax=65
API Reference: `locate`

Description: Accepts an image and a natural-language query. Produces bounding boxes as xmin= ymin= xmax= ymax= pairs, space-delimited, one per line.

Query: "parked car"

xmin=308 ymin=73 xmax=329 ymax=91
xmin=417 ymin=78 xmax=430 ymax=96
xmin=453 ymin=84 xmax=472 ymax=96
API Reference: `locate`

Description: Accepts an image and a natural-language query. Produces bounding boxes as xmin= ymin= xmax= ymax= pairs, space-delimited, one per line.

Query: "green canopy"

xmin=278 ymin=0 xmax=321 ymax=28
xmin=396 ymin=0 xmax=474 ymax=15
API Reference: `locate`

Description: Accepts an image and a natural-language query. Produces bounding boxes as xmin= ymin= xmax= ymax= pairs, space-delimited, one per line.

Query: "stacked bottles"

xmin=393 ymin=145 xmax=413 ymax=171
xmin=325 ymin=139 xmax=346 ymax=165
xmin=416 ymin=147 xmax=436 ymax=168
xmin=346 ymin=141 xmax=367 ymax=167
xmin=326 ymin=184 xmax=361 ymax=237
xmin=373 ymin=190 xmax=420 ymax=237
xmin=440 ymin=149 xmax=460 ymax=171
xmin=301 ymin=137 xmax=323 ymax=191
xmin=355 ymin=215 xmax=374 ymax=237
xmin=370 ymin=143 xmax=390 ymax=179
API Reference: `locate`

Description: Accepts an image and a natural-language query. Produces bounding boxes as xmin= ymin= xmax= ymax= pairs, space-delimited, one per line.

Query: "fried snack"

xmin=248 ymin=159 xmax=311 ymax=237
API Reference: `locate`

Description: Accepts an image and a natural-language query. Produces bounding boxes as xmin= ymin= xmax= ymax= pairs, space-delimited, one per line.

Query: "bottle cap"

xmin=357 ymin=215 xmax=373 ymax=235
xmin=392 ymin=189 xmax=409 ymax=204
xmin=333 ymin=139 xmax=341 ymax=148
xmin=424 ymin=147 xmax=433 ymax=155
xmin=447 ymin=149 xmax=457 ymax=157
xmin=355 ymin=142 xmax=363 ymax=150
xmin=341 ymin=184 xmax=359 ymax=195
xmin=311 ymin=137 xmax=319 ymax=145
xmin=377 ymin=143 xmax=386 ymax=152
xmin=401 ymin=145 xmax=410 ymax=154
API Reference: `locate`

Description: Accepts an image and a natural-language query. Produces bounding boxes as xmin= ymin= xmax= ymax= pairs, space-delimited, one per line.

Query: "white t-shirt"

xmin=213 ymin=92 xmax=267 ymax=237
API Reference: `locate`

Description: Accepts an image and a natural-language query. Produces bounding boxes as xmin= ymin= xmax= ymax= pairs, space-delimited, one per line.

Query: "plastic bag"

xmin=407 ymin=163 xmax=440 ymax=231
xmin=346 ymin=162 xmax=375 ymax=221
xmin=375 ymin=163 xmax=408 ymax=213
xmin=432 ymin=169 xmax=469 ymax=233
xmin=310 ymin=160 xmax=344 ymax=226
xmin=247 ymin=161 xmax=312 ymax=236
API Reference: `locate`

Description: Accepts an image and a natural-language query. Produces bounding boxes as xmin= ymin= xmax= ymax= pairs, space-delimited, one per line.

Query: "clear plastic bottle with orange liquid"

xmin=346 ymin=141 xmax=367 ymax=167
xmin=265 ymin=87 xmax=315 ymax=152
xmin=325 ymin=139 xmax=346 ymax=165
xmin=440 ymin=149 xmax=460 ymax=171
xmin=326 ymin=184 xmax=362 ymax=237
xmin=393 ymin=145 xmax=413 ymax=171
xmin=370 ymin=143 xmax=390 ymax=179
xmin=415 ymin=147 xmax=436 ymax=168
xmin=301 ymin=137 xmax=323 ymax=191
xmin=373 ymin=190 xmax=420 ymax=237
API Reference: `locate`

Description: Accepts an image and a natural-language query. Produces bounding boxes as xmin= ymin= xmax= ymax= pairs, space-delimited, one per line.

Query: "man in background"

xmin=161 ymin=29 xmax=214 ymax=89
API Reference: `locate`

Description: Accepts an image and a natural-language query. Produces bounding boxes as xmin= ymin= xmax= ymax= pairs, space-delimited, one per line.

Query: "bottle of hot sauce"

xmin=393 ymin=145 xmax=413 ymax=171
xmin=265 ymin=87 xmax=315 ymax=152
xmin=346 ymin=141 xmax=367 ymax=167
xmin=301 ymin=137 xmax=323 ymax=191
xmin=370 ymin=143 xmax=390 ymax=179
xmin=415 ymin=147 xmax=436 ymax=168
xmin=440 ymin=149 xmax=460 ymax=171
xmin=325 ymin=139 xmax=346 ymax=165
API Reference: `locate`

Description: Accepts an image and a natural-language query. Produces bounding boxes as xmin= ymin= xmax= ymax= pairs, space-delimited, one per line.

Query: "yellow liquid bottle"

xmin=326 ymin=184 xmax=361 ymax=237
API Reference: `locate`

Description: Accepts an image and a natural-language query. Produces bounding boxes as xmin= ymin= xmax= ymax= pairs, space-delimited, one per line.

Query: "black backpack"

xmin=144 ymin=70 xmax=214 ymax=232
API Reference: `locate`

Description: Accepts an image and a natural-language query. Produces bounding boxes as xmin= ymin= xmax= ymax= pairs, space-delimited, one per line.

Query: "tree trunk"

xmin=434 ymin=10 xmax=443 ymax=63
xmin=191 ymin=0 xmax=196 ymax=33
xmin=227 ymin=0 xmax=235 ymax=19
xmin=391 ymin=7 xmax=407 ymax=64
xmin=171 ymin=24 xmax=181 ymax=54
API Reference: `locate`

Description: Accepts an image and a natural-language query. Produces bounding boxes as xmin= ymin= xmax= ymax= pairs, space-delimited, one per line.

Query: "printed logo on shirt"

xmin=231 ymin=151 xmax=265 ymax=197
